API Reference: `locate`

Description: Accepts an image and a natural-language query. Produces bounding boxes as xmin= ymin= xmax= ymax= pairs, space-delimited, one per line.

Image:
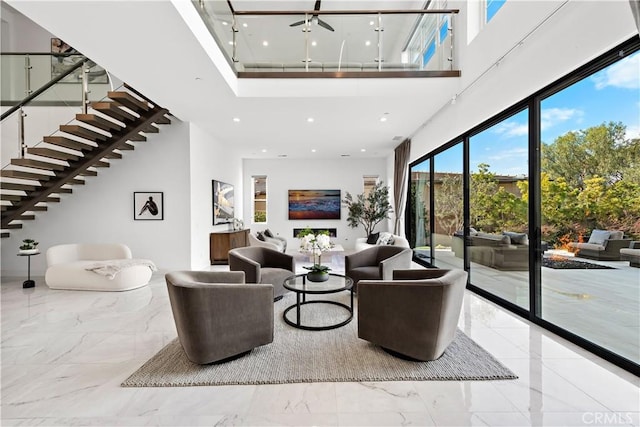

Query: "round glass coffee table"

xmin=282 ymin=273 xmax=353 ymax=331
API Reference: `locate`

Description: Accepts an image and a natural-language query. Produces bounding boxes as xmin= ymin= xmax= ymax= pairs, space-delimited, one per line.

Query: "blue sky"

xmin=414 ymin=51 xmax=639 ymax=176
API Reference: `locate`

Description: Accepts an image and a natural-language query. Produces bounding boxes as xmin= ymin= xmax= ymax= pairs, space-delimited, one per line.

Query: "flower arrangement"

xmin=19 ymin=238 xmax=39 ymax=254
xmin=298 ymin=228 xmax=333 ymax=275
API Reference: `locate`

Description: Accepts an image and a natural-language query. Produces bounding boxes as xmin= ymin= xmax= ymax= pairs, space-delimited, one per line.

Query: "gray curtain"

xmin=393 ymin=139 xmax=411 ymax=235
xmin=631 ymin=0 xmax=640 ymax=32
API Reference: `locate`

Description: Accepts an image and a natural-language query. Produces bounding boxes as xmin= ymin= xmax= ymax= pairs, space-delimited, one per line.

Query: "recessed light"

xmin=311 ymin=149 xmax=317 ymax=153
xmin=307 ymin=117 xmax=314 ymax=123
xmin=361 ymin=148 xmax=366 ymax=152
xmin=369 ymin=20 xmax=375 ymax=26
xmin=232 ymin=117 xmax=240 ymax=123
xmin=311 ymin=40 xmax=317 ymax=47
xmin=222 ymin=21 xmax=228 ymax=26
xmin=228 ymin=41 xmax=234 ymax=45
xmin=365 ymin=40 xmax=371 ymax=46
xmin=242 ymin=22 xmax=248 ymax=28
xmin=261 ymin=149 xmax=267 ymax=153
xmin=380 ymin=117 xmax=387 ymax=122
xmin=262 ymin=41 xmax=269 ymax=47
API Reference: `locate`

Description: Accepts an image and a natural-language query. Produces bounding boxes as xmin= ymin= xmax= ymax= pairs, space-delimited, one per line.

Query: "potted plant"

xmin=298 ymin=228 xmax=333 ymax=282
xmin=342 ymin=181 xmax=393 ymax=236
xmin=19 ymin=238 xmax=39 ymax=254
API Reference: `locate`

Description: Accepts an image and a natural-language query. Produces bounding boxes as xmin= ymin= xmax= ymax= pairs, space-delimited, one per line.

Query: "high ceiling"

xmin=6 ymin=0 xmax=460 ymax=160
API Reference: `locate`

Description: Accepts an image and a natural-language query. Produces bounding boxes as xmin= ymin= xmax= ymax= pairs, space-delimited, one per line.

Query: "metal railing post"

xmin=81 ymin=64 xmax=90 ymax=114
xmin=305 ymin=13 xmax=310 ymax=71
xmin=232 ymin=14 xmax=238 ymax=63
xmin=18 ymin=107 xmax=26 ymax=158
xmin=376 ymin=13 xmax=384 ymax=71
xmin=24 ymin=55 xmax=33 ymax=97
xmin=449 ymin=12 xmax=455 ymax=70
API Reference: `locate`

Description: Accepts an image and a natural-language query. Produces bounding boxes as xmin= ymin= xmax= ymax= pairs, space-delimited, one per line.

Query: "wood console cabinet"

xmin=210 ymin=229 xmax=250 ymax=264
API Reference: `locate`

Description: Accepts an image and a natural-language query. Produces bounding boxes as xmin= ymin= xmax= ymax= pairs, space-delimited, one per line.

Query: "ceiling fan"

xmin=289 ymin=0 xmax=335 ymax=32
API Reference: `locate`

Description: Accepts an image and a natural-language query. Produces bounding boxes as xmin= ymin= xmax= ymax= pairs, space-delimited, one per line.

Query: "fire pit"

xmin=542 ymin=255 xmax=614 ymax=270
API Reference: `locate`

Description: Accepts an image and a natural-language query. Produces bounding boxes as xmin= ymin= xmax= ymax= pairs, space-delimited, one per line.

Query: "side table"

xmin=17 ymin=251 xmax=40 ymax=288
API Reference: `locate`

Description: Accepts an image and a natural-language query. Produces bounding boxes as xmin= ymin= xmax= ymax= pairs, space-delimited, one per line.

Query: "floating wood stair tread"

xmin=59 ymin=125 xmax=108 ymax=142
xmin=20 ymin=214 xmax=35 ymax=220
xmin=43 ymin=136 xmax=94 ymax=152
xmin=154 ymin=115 xmax=171 ymax=125
xmin=1 ymin=182 xmax=39 ymax=191
xmin=76 ymin=114 xmax=122 ymax=131
xmin=1 ymin=194 xmax=23 ymax=202
xmin=28 ymin=147 xmax=81 ymax=162
xmin=77 ymin=169 xmax=98 ymax=177
xmin=92 ymin=160 xmax=110 ymax=168
xmin=67 ymin=178 xmax=85 ymax=185
xmin=1 ymin=232 xmax=9 ymax=238
xmin=55 ymin=187 xmax=73 ymax=194
xmin=5 ymin=223 xmax=22 ymax=229
xmin=108 ymin=91 xmax=150 ymax=112
xmin=0 ymin=169 xmax=52 ymax=181
xmin=118 ymin=143 xmax=135 ymax=151
xmin=128 ymin=133 xmax=146 ymax=142
xmin=11 ymin=158 xmax=66 ymax=172
xmin=46 ymin=196 xmax=61 ymax=203
xmin=29 ymin=205 xmax=48 ymax=211
xmin=91 ymin=102 xmax=138 ymax=121
xmin=104 ymin=152 xmax=122 ymax=159
xmin=142 ymin=125 xmax=159 ymax=134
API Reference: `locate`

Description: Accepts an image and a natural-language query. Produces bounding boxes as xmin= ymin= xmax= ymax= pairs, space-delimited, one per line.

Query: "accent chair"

xmin=165 ymin=270 xmax=274 ymax=364
xmin=344 ymin=245 xmax=413 ymax=291
xmin=357 ymin=268 xmax=468 ymax=361
xmin=228 ymin=246 xmax=295 ymax=301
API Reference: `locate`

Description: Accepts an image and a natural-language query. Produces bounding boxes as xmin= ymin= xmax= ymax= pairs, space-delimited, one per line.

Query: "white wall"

xmin=242 ymin=157 xmax=388 ymax=251
xmin=188 ymin=122 xmax=243 ymax=270
xmin=410 ymin=0 xmax=638 ymax=161
xmin=1 ymin=121 xmax=192 ymax=276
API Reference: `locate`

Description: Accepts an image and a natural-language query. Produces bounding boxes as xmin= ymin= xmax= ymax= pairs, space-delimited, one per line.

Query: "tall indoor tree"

xmin=342 ymin=181 xmax=393 ymax=236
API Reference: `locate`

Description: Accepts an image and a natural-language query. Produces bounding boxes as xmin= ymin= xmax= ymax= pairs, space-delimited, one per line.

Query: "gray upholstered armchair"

xmin=165 ymin=271 xmax=274 ymax=365
xmin=357 ymin=268 xmax=468 ymax=361
xmin=228 ymin=246 xmax=295 ymax=301
xmin=345 ymin=245 xmax=413 ymax=291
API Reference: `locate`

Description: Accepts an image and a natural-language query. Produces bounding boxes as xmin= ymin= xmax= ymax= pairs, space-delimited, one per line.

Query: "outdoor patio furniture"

xmin=620 ymin=241 xmax=640 ymax=267
xmin=568 ymin=230 xmax=631 ymax=261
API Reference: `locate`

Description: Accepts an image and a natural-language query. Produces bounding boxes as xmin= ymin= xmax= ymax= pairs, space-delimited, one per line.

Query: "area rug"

xmin=122 ymin=293 xmax=517 ymax=387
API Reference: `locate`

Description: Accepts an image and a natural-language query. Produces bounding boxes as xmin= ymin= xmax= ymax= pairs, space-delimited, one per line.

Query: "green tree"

xmin=541 ymin=121 xmax=640 ymax=188
xmin=342 ymin=181 xmax=393 ymax=236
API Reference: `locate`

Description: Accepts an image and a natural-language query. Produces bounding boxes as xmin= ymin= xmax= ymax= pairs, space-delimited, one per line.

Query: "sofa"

xmin=249 ymin=230 xmax=287 ymax=252
xmin=45 ymin=243 xmax=155 ymax=291
xmin=354 ymin=232 xmax=410 ymax=252
xmin=452 ymin=231 xmax=529 ymax=271
xmin=568 ymin=230 xmax=631 ymax=261
xmin=620 ymin=241 xmax=640 ymax=267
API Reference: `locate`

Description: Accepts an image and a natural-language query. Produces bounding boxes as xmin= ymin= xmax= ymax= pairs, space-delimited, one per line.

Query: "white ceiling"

xmin=7 ymin=0 xmax=459 ymax=160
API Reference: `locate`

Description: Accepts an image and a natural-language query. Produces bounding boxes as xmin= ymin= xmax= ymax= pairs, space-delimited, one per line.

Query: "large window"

xmin=252 ymin=176 xmax=267 ymax=223
xmin=433 ymin=143 xmax=463 ymax=269
xmin=407 ymin=37 xmax=639 ymax=374
xmin=469 ymin=109 xmax=529 ymax=309
xmin=539 ymin=50 xmax=640 ymax=364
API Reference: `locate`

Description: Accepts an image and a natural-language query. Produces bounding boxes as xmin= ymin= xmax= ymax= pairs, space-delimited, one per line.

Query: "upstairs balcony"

xmin=193 ymin=0 xmax=461 ymax=78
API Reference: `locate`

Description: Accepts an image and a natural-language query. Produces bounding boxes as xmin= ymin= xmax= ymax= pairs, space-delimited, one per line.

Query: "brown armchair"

xmin=228 ymin=246 xmax=295 ymax=301
xmin=345 ymin=245 xmax=413 ymax=291
xmin=357 ymin=268 xmax=468 ymax=361
xmin=166 ymin=271 xmax=274 ymax=364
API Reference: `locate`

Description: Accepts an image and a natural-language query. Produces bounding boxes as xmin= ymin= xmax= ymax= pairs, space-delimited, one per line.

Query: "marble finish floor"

xmin=1 ymin=271 xmax=639 ymax=426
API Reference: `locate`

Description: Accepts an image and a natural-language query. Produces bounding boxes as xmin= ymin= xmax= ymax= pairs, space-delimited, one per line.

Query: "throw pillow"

xmin=588 ymin=229 xmax=611 ymax=245
xmin=376 ymin=232 xmax=394 ymax=245
xmin=256 ymin=231 xmax=266 ymax=241
xmin=503 ymin=231 xmax=529 ymax=245
xmin=366 ymin=232 xmax=380 ymax=245
xmin=264 ymin=229 xmax=274 ymax=238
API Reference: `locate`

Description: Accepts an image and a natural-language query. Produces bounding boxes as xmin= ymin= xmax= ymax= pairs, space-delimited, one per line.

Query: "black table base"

xmin=283 ymin=296 xmax=353 ymax=331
